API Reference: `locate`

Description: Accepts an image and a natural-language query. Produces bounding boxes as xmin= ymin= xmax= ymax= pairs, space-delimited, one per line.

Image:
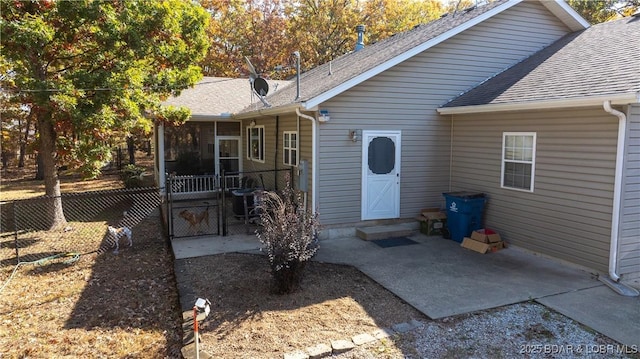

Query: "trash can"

xmin=442 ymin=192 xmax=486 ymax=243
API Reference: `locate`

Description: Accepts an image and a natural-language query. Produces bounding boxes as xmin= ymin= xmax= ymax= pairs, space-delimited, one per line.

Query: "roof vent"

xmin=355 ymin=24 xmax=365 ymax=51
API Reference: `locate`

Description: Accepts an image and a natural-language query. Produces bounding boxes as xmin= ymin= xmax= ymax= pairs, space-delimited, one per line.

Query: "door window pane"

xmin=368 ymin=137 xmax=395 ymax=174
xmin=219 ymin=139 xmax=239 ymax=157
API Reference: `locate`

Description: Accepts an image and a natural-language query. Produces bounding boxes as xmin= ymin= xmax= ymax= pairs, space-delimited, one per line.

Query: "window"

xmin=283 ymin=131 xmax=298 ymax=166
xmin=368 ymin=136 xmax=395 ymax=174
xmin=501 ymin=132 xmax=536 ymax=192
xmin=246 ymin=126 xmax=264 ymax=162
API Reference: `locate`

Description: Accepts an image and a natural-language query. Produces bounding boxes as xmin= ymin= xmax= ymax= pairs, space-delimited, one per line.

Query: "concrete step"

xmin=356 ymin=223 xmax=417 ymax=241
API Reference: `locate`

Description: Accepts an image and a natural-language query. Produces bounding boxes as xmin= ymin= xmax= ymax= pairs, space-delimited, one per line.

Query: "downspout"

xmin=602 ymin=101 xmax=626 ymax=282
xmin=449 ymin=117 xmax=454 ymax=192
xmin=296 ymin=108 xmax=317 ymax=212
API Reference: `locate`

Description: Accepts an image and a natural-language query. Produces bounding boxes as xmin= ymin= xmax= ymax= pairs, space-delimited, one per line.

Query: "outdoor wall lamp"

xmin=349 ymin=129 xmax=361 ymax=142
xmin=250 ymin=120 xmax=256 ymax=127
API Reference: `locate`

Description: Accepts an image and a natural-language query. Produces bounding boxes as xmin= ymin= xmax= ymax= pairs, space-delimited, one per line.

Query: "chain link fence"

xmin=1 ymin=187 xmax=162 ymax=267
xmin=163 ymin=168 xmax=295 ymax=238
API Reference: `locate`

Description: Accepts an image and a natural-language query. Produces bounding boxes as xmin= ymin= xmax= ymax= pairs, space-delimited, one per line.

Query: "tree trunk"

xmin=127 ymin=136 xmax=135 ymax=165
xmin=38 ymin=110 xmax=67 ymax=230
xmin=18 ymin=142 xmax=26 ymax=168
xmin=18 ymin=115 xmax=32 ymax=168
xmin=35 ymin=153 xmax=44 ymax=180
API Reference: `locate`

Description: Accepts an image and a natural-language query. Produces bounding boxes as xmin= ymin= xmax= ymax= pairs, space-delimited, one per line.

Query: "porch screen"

xmin=368 ymin=137 xmax=395 ymax=175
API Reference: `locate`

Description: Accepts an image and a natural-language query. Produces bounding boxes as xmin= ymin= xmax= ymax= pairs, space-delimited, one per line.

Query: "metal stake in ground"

xmin=193 ymin=305 xmax=199 ymax=359
xmin=193 ymin=298 xmax=211 ymax=359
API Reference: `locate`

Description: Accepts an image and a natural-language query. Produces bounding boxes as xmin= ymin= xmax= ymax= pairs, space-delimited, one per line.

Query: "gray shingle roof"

xmin=240 ymin=0 xmax=510 ymax=112
xmin=163 ymin=77 xmax=291 ymax=116
xmin=443 ymin=16 xmax=640 ymax=108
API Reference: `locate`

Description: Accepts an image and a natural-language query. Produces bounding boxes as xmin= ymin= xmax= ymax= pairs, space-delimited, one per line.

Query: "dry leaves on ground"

xmin=177 ymin=253 xmax=429 ymax=359
xmin=0 ymin=213 xmax=183 ymax=358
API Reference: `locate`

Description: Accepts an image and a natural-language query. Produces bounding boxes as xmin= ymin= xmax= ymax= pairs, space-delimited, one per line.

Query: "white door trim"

xmin=361 ymin=130 xmax=401 ymax=220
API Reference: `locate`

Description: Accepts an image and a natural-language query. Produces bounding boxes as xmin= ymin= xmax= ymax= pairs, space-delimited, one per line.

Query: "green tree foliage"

xmin=567 ymin=0 xmax=639 ymax=24
xmin=200 ymin=0 xmax=444 ymax=78
xmin=1 ymin=0 xmax=209 ymax=228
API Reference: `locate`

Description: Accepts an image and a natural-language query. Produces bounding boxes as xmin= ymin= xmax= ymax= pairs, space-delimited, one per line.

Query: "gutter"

xmin=296 ymin=108 xmax=318 ymax=212
xmin=601 ymin=101 xmax=639 ymax=297
xmin=438 ymin=93 xmax=638 ymax=115
xmin=233 ymin=103 xmax=311 ymax=120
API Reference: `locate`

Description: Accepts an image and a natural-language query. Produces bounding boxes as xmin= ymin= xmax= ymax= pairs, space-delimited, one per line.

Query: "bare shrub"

xmin=255 ymin=180 xmax=319 ymax=294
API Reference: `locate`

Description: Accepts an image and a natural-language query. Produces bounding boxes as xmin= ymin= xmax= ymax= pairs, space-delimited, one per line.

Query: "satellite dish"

xmin=244 ymin=56 xmax=271 ymax=107
xmin=244 ymin=56 xmax=258 ymax=81
xmin=253 ymin=77 xmax=269 ymax=96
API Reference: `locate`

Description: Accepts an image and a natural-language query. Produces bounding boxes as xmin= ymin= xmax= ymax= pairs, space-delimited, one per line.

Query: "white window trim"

xmin=246 ymin=125 xmax=265 ymax=163
xmin=283 ymin=131 xmax=299 ymax=167
xmin=501 ymin=132 xmax=536 ymax=192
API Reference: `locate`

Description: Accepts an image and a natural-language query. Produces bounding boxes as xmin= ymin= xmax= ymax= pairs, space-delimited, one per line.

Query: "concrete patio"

xmin=171 ymin=232 xmax=640 ymax=348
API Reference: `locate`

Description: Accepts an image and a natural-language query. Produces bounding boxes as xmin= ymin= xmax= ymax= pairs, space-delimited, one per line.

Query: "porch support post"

xmin=157 ymin=123 xmax=166 ymax=193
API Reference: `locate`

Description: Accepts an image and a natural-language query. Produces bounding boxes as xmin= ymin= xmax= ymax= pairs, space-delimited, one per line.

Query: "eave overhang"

xmin=437 ymin=92 xmax=640 ymax=115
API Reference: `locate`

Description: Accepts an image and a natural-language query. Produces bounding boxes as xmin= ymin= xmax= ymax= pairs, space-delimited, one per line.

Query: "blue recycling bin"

xmin=442 ymin=192 xmax=487 ymax=243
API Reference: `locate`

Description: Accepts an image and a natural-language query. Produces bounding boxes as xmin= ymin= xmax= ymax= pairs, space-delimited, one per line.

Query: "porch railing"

xmin=166 ymin=173 xmax=241 ymax=198
xmin=169 ymin=174 xmax=220 ymax=194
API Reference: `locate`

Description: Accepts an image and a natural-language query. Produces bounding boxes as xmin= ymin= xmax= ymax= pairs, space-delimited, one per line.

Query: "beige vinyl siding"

xmin=450 ymin=108 xmax=618 ymax=273
xmin=299 ymin=117 xmax=314 ymax=207
xmin=619 ymin=104 xmax=640 ymax=276
xmin=317 ymin=1 xmax=571 ymax=225
xmin=241 ymin=115 xmax=313 ymax=200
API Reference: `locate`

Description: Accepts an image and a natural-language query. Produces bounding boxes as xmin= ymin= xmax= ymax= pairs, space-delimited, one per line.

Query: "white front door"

xmin=361 ymin=131 xmax=401 ymax=220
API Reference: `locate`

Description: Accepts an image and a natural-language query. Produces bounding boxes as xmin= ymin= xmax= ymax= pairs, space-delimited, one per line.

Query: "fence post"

xmin=221 ymin=170 xmax=227 ymax=236
xmin=166 ymin=176 xmax=173 ymax=241
xmin=12 ymin=201 xmax=19 ymax=264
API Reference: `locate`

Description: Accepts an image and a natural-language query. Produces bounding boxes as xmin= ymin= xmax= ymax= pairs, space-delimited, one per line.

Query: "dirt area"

xmin=0 ymin=157 xmax=183 ymax=358
xmin=0 ymin=211 xmax=184 ymax=358
xmin=177 ymin=253 xmax=427 ymax=358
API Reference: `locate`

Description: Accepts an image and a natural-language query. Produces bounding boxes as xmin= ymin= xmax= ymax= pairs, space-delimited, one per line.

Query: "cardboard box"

xmin=417 ymin=211 xmax=447 ymax=236
xmin=470 ymin=229 xmax=501 ymax=243
xmin=421 ymin=208 xmax=441 ymax=216
xmin=461 ymin=237 xmax=506 ymax=254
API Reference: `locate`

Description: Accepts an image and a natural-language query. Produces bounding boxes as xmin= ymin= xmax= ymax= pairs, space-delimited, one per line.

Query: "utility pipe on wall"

xmin=296 ymin=108 xmax=317 ymax=212
xmin=602 ymin=100 xmax=626 ymax=282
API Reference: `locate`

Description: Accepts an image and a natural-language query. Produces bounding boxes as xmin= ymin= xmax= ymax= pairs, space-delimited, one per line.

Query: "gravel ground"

xmin=333 ymin=302 xmax=639 ymax=359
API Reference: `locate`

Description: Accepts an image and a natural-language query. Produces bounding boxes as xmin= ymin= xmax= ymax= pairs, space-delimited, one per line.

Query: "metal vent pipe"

xmin=355 ymin=25 xmax=365 ymax=51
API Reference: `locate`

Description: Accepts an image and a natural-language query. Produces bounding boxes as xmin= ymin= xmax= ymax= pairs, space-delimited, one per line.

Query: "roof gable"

xmin=243 ymin=0 xmax=588 ymax=114
xmin=440 ymin=16 xmax=640 ymax=112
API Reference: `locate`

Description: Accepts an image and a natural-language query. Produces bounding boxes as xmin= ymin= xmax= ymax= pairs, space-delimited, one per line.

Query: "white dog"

xmin=107 ymin=225 xmax=133 ymax=254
